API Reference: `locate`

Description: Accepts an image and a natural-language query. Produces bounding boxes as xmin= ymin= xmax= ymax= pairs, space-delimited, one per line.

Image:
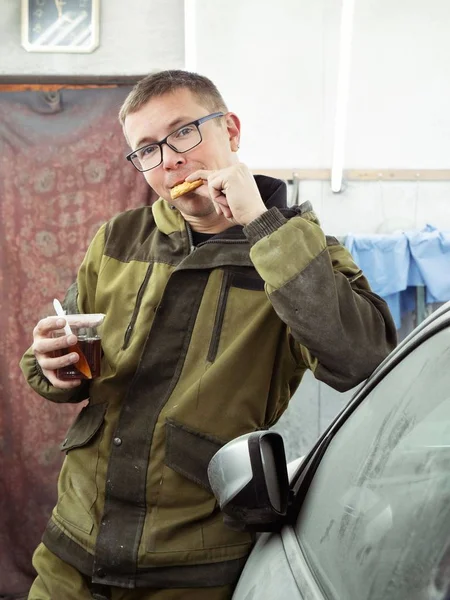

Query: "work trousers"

xmin=28 ymin=543 xmax=234 ymax=600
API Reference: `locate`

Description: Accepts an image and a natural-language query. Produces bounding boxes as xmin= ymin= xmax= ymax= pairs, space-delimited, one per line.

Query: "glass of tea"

xmin=52 ymin=313 xmax=105 ymax=380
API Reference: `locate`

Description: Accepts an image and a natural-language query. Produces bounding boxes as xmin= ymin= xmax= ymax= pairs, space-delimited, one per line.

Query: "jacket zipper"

xmin=187 ymin=225 xmax=249 ymax=362
xmin=186 ymin=222 xmax=248 ymax=252
xmin=207 ymin=270 xmax=232 ymax=363
xmin=198 ymin=238 xmax=248 ymax=247
xmin=186 ymin=223 xmax=195 ymax=253
xmin=122 ymin=263 xmax=153 ymax=350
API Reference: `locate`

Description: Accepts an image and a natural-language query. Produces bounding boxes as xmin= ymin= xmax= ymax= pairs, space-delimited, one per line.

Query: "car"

xmin=208 ymin=301 xmax=450 ymax=600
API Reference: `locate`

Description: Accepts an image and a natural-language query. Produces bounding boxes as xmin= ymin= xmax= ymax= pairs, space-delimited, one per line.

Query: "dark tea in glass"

xmin=52 ymin=314 xmax=105 ymax=380
xmin=56 ymin=336 xmax=102 ymax=380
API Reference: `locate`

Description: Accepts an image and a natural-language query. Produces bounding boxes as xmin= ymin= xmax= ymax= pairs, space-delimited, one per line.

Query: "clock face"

xmin=21 ymin=0 xmax=100 ymax=53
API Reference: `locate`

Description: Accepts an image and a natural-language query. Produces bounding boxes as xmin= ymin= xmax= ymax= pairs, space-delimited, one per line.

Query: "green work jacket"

xmin=20 ymin=175 xmax=397 ymax=588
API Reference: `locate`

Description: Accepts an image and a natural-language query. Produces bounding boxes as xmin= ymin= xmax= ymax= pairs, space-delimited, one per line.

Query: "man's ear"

xmin=225 ymin=113 xmax=241 ymax=152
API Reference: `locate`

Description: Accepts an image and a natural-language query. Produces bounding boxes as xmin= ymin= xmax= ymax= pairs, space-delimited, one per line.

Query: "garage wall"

xmin=195 ymin=0 xmax=450 ymax=171
xmin=194 ymin=0 xmax=450 ymax=235
xmin=0 ymin=0 xmax=185 ymax=76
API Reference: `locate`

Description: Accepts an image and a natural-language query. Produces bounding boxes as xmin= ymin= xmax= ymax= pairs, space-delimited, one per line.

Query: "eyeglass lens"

xmin=131 ymin=123 xmax=201 ymax=171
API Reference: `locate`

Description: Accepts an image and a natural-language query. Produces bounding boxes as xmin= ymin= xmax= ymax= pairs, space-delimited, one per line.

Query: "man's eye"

xmin=139 ymin=145 xmax=158 ymax=158
xmin=174 ymin=125 xmax=196 ymax=138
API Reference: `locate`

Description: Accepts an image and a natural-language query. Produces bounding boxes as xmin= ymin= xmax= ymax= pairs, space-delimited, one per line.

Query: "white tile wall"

xmin=290 ymin=180 xmax=450 ymax=236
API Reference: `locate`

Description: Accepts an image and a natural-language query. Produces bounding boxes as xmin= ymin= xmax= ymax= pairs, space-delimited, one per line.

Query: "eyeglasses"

xmin=126 ymin=112 xmax=225 ymax=172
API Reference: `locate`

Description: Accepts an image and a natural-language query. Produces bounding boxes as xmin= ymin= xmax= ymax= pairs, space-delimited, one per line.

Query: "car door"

xmin=233 ymin=304 xmax=450 ymax=600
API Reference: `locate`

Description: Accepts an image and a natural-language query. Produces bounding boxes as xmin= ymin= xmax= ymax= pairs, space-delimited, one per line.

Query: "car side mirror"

xmin=207 ymin=431 xmax=290 ymax=532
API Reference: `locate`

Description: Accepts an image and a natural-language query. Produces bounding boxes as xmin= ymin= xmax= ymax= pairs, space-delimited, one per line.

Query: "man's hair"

xmin=119 ymin=70 xmax=228 ymax=125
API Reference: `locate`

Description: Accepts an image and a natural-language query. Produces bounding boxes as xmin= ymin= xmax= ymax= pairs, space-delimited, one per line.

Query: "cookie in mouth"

xmin=170 ymin=179 xmax=203 ymax=200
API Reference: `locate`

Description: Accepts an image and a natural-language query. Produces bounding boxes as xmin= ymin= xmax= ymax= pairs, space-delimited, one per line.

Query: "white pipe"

xmin=184 ymin=0 xmax=197 ymax=71
xmin=331 ymin=0 xmax=356 ymax=193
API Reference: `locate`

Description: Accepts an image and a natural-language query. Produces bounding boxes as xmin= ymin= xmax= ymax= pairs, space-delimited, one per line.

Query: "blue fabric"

xmin=405 ymin=225 xmax=450 ymax=303
xmin=345 ymin=226 xmax=450 ymax=328
xmin=345 ymin=233 xmax=409 ymax=327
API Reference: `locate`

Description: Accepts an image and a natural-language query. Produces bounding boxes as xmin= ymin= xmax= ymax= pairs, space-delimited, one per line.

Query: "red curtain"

xmin=0 ymin=87 xmax=152 ymax=596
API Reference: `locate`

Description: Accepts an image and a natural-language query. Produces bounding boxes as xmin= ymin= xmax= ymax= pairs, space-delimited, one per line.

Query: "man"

xmin=20 ymin=70 xmax=397 ymax=599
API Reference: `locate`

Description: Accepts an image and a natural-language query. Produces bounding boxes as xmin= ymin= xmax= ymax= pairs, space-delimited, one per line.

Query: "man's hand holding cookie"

xmin=185 ymin=163 xmax=267 ymax=226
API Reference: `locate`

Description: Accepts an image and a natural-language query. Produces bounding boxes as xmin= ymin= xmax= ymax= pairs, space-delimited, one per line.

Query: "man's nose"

xmin=161 ymin=143 xmax=185 ymax=169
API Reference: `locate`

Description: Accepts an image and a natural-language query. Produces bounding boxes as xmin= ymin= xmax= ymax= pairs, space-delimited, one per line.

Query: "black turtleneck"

xmin=191 ymin=230 xmax=214 ymax=247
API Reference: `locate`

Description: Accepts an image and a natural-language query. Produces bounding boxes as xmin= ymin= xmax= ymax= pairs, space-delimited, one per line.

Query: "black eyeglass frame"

xmin=126 ymin=111 xmax=225 ymax=172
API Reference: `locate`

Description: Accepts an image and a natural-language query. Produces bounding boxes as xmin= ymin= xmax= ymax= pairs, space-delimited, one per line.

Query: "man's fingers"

xmin=213 ymin=200 xmax=233 ymax=219
xmin=42 ymin=368 xmax=82 ymax=389
xmin=209 ymin=181 xmax=232 ymax=216
xmin=30 ymin=316 xmax=83 ymax=389
xmin=213 ymin=201 xmax=223 ymax=216
xmin=33 ymin=333 xmax=77 ymax=356
xmin=222 ymin=205 xmax=233 ymax=219
xmin=185 ymin=170 xmax=211 ymax=183
xmin=33 ymin=316 xmax=66 ymax=337
xmin=188 ymin=170 xmax=226 ymax=198
xmin=38 ymin=351 xmax=80 ymax=372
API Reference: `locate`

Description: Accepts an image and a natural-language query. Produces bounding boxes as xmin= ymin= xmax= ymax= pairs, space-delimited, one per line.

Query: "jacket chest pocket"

xmin=60 ymin=403 xmax=107 ymax=452
xmin=165 ymin=418 xmax=225 ymax=493
xmin=207 ymin=268 xmax=266 ymax=363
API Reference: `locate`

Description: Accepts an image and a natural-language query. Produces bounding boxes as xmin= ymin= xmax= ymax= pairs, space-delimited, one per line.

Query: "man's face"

xmin=123 ymin=88 xmax=240 ymax=218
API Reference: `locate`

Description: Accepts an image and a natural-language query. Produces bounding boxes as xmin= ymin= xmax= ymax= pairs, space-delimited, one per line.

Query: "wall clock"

xmin=21 ymin=0 xmax=100 ymax=53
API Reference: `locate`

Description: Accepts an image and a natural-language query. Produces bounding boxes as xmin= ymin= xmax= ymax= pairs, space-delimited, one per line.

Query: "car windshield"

xmin=294 ymin=326 xmax=450 ymax=600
